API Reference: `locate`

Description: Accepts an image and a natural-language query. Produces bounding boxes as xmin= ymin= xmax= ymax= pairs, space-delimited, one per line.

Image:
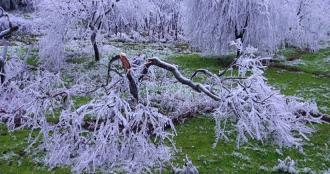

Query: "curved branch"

xmin=140 ymin=57 xmax=221 ymax=101
xmin=190 ymin=68 xmax=214 ymax=80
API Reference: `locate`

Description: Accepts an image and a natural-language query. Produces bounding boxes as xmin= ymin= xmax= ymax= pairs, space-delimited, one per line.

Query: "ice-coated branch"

xmin=190 ymin=68 xmax=214 ymax=80
xmin=140 ymin=57 xmax=221 ymax=101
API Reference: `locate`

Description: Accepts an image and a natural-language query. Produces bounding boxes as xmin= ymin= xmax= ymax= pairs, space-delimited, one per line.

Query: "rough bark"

xmin=88 ymin=6 xmax=113 ymax=62
xmin=0 ymin=58 xmax=5 ymax=84
xmin=90 ymin=32 xmax=100 ymax=61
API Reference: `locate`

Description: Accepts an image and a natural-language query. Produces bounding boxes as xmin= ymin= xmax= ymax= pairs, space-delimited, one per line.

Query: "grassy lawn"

xmin=280 ymin=47 xmax=330 ymax=75
xmin=168 ymin=54 xmax=235 ymax=73
xmin=174 ymin=117 xmax=329 ymax=173
xmin=0 ymin=48 xmax=329 ymax=173
xmin=0 ymin=126 xmax=70 ymax=174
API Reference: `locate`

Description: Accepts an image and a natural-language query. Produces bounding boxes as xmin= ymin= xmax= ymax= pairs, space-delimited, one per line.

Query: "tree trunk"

xmin=0 ymin=0 xmax=26 ymax=11
xmin=0 ymin=60 xmax=4 ymax=83
xmin=91 ymin=32 xmax=100 ymax=61
xmin=0 ymin=44 xmax=7 ymax=84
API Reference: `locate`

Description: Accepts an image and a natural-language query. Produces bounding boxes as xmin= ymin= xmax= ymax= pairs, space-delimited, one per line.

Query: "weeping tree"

xmin=183 ymin=0 xmax=329 ymax=55
xmin=293 ymin=0 xmax=330 ymax=49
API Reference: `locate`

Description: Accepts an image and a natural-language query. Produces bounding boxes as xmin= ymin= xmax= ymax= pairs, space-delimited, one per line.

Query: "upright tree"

xmin=38 ymin=0 xmax=180 ymax=69
xmin=183 ymin=0 xmax=329 ymax=55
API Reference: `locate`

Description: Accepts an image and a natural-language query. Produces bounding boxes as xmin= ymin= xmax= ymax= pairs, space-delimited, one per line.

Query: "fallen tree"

xmin=0 ymin=41 xmax=328 ymax=173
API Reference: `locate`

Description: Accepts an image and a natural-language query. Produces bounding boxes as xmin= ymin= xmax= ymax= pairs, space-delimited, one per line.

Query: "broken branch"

xmin=109 ymin=54 xmax=139 ymax=101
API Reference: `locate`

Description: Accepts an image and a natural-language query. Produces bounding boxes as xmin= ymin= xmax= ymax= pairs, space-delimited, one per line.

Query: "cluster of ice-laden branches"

xmin=211 ymin=41 xmax=322 ymax=148
xmin=0 ymin=40 xmax=327 ymax=173
xmin=0 ymin=50 xmax=67 ymax=130
xmin=0 ymin=51 xmax=178 ymax=173
xmin=41 ymin=93 xmax=175 ymax=173
xmin=135 ymin=40 xmax=324 ymax=148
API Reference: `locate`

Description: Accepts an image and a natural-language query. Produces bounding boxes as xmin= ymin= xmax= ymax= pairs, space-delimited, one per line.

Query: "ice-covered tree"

xmin=140 ymin=40 xmax=324 ymax=148
xmin=182 ymin=0 xmax=330 ymax=55
xmin=107 ymin=0 xmax=182 ymax=42
xmin=37 ymin=0 xmax=114 ymax=67
xmin=0 ymin=51 xmax=177 ymax=173
xmin=37 ymin=0 xmax=182 ymax=71
xmin=292 ymin=0 xmax=330 ymax=49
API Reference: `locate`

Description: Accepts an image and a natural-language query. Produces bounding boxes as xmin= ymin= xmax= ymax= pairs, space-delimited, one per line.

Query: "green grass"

xmin=276 ymin=47 xmax=330 ymax=76
xmin=0 ymin=124 xmax=70 ymax=174
xmin=26 ymin=57 xmax=39 ymax=67
xmin=72 ymin=96 xmax=92 ymax=108
xmin=65 ymin=57 xmax=89 ymax=64
xmin=168 ymin=54 xmax=235 ymax=73
xmin=174 ymin=117 xmax=330 ymax=173
xmin=45 ymin=96 xmax=92 ymax=124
